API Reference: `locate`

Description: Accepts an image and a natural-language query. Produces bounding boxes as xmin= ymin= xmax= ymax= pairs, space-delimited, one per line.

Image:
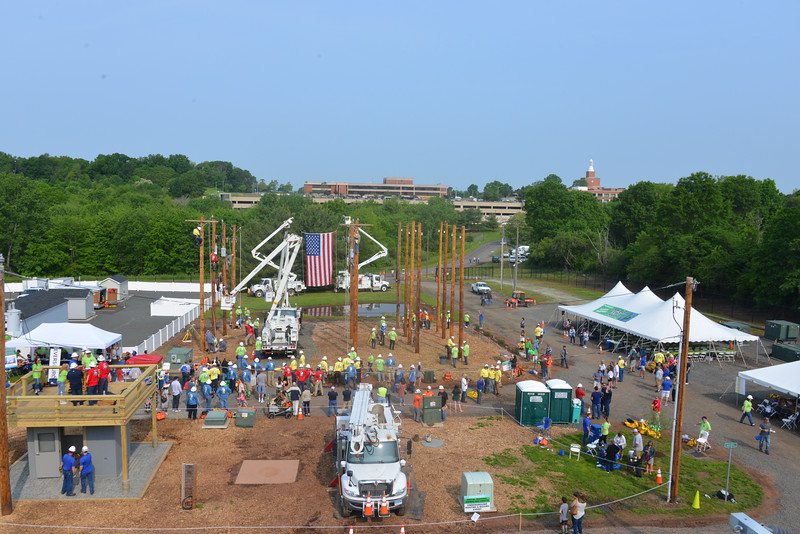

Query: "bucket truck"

xmin=333 ymin=219 xmax=391 ymax=292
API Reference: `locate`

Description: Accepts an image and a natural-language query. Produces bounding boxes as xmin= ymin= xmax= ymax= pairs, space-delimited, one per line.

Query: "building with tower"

xmin=572 ymin=159 xmax=625 ymax=202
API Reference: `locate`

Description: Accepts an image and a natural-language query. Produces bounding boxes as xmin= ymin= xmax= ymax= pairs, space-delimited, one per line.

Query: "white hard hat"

xmin=82 ymin=347 xmax=88 ymax=351
xmin=410 ymin=365 xmax=414 ymax=369
xmin=322 ymin=356 xmax=327 ymax=360
xmin=71 ymin=352 xmax=79 ymax=359
xmin=299 ymin=350 xmax=304 ymax=354
xmin=70 ymin=362 xmax=78 ymax=369
xmin=747 ymin=395 xmax=753 ymax=400
xmin=254 ymin=358 xmax=260 ymax=363
xmin=415 ymin=389 xmax=421 ymax=393
xmin=351 ymin=347 xmax=355 ymax=351
xmin=191 ymin=387 xmax=197 ymax=392
xmin=81 ymin=446 xmax=89 ymax=452
xmin=388 ymin=353 xmax=393 ymax=357
xmin=244 ymin=354 xmax=249 ymax=358
xmin=338 ymin=357 xmax=342 ymax=361
xmin=427 ymin=385 xmax=432 ymax=390
xmin=89 ymin=362 xmax=97 ymax=368
xmin=68 ymin=446 xmax=76 ymax=452
xmin=577 ymin=383 xmax=583 ymax=388
xmin=268 ymin=357 xmax=272 ymax=360
xmin=306 ymin=364 xmax=311 ymax=368
xmin=392 ymin=327 xmax=396 ymax=330
xmin=439 ymin=385 xmax=444 ymax=390
xmin=206 ymin=380 xmax=212 ymax=385
xmin=233 ymin=364 xmax=237 ymax=369
xmin=97 ymin=355 xmax=105 ymax=362
xmin=356 ymin=357 xmax=361 ymax=361
xmin=291 ymin=356 xmax=295 ymax=359
xmin=220 ymin=381 xmax=226 ymax=387
xmin=240 ymin=342 xmax=244 ymax=346
xmin=398 ymin=364 xmax=403 ymax=368
xmin=228 ymin=362 xmax=232 ymax=366
xmin=247 ymin=365 xmax=252 ymax=369
xmin=372 ymin=328 xmax=376 ymax=331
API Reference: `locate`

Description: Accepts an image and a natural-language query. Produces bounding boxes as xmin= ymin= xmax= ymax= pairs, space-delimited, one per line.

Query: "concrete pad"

xmin=234 ymin=460 xmax=299 ymax=484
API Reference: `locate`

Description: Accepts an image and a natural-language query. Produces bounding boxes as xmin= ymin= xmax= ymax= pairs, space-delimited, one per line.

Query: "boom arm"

xmin=356 ymin=227 xmax=388 ymax=270
xmin=266 ymin=234 xmax=302 ymax=323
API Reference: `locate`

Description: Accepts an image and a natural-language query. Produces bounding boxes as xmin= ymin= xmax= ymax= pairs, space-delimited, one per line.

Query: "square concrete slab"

xmin=234 ymin=460 xmax=299 ymax=484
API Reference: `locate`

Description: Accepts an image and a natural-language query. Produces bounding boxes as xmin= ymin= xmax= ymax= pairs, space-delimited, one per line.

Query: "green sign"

xmin=593 ymin=304 xmax=639 ymax=322
xmin=724 ymin=442 xmax=738 ymax=448
xmin=463 ymin=494 xmax=492 ymax=512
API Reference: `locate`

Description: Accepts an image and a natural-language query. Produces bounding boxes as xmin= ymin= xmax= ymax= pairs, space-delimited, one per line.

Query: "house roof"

xmin=7 ymin=288 xmax=91 ymax=319
xmin=110 ymin=274 xmax=128 ymax=283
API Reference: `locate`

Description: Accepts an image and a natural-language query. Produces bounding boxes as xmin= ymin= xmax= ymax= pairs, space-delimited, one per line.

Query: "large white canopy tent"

xmin=558 ymin=282 xmax=764 ymax=363
xmin=738 ymin=361 xmax=800 ymax=399
xmin=6 ymin=322 xmax=122 ymax=350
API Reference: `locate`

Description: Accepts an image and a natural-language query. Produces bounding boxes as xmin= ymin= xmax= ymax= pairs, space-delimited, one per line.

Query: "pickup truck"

xmin=471 ymin=281 xmax=491 ymax=294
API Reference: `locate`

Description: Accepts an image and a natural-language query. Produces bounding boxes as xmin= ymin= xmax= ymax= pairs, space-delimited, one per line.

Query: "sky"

xmin=1 ymin=2 xmax=798 ymax=193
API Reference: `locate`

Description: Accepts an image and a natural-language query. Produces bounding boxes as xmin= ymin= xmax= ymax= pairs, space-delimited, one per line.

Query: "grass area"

xmin=484 ymin=432 xmax=762 ymax=519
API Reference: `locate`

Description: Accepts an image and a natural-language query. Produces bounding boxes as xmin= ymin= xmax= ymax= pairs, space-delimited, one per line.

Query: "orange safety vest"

xmin=413 ymin=394 xmax=422 ymax=408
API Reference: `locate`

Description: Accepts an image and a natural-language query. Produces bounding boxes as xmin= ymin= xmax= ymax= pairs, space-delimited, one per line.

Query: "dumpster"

xmin=422 ymin=395 xmax=442 ymax=424
xmin=546 ymin=379 xmax=573 ymax=424
xmin=571 ymin=399 xmax=582 ymax=424
xmin=514 ymin=380 xmax=549 ymax=427
xmin=235 ymin=408 xmax=256 ymax=428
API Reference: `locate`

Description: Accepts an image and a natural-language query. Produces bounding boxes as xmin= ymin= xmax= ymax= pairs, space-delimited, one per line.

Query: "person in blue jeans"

xmin=217 ymin=381 xmax=231 ymax=410
xmin=60 ymin=446 xmax=77 ymax=496
xmin=582 ymin=415 xmax=592 ymax=446
xmin=740 ymin=395 xmax=755 ymax=425
xmin=328 ymin=387 xmax=338 ymax=417
xmin=79 ymin=446 xmax=94 ymax=494
xmin=758 ymin=417 xmax=773 ymax=454
xmin=590 ymin=386 xmax=603 ymax=419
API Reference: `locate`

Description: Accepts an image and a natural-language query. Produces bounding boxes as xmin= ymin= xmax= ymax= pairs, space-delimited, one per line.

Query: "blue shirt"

xmin=661 ymin=380 xmax=673 ymax=392
xmin=386 ymin=357 xmax=396 ymax=367
xmin=266 ymin=360 xmax=275 ymax=371
xmin=242 ymin=370 xmax=252 ymax=383
xmin=217 ymin=386 xmax=230 ymax=398
xmin=345 ymin=365 xmax=356 ymax=378
xmin=476 ymin=378 xmax=484 ymax=392
xmin=187 ymin=391 xmax=199 ymax=405
xmin=79 ymin=453 xmax=92 ymax=473
xmin=202 ymin=384 xmax=213 ymax=397
xmin=582 ymin=417 xmax=591 ymax=433
xmin=62 ymin=453 xmax=76 ymax=471
xmin=408 ymin=369 xmax=416 ymax=383
xmin=591 ymin=391 xmax=603 ymax=404
xmin=394 ymin=369 xmax=404 ymax=381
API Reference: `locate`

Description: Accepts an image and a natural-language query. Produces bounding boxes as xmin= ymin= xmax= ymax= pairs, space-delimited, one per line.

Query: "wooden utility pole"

xmin=441 ymin=223 xmax=448 ymax=340
xmin=221 ymin=222 xmax=228 ymax=336
xmin=415 ymin=221 xmax=422 ymax=354
xmin=348 ymin=221 xmax=360 ymax=353
xmin=408 ymin=222 xmax=416 ymax=346
xmin=396 ymin=223 xmax=402 ymax=329
xmin=231 ymin=225 xmax=238 ymax=312
xmin=0 ymin=253 xmax=13 ymax=515
xmin=185 ymin=217 xmax=207 ymax=351
xmin=669 ymin=277 xmax=695 ymax=503
xmin=450 ymin=224 xmax=456 ymax=338
xmin=211 ymin=218 xmax=217 ymax=340
xmin=458 ymin=226 xmax=465 ymax=353
xmin=404 ymin=223 xmax=410 ymax=336
xmin=436 ymin=222 xmax=443 ymax=332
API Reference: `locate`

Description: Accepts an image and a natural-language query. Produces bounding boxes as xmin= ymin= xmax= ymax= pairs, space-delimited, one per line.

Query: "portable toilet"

xmin=546 ymin=379 xmax=573 ymax=424
xmin=514 ymin=380 xmax=550 ymax=427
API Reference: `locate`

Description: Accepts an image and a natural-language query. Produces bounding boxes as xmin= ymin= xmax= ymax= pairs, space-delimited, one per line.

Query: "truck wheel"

xmin=338 ymin=493 xmax=351 ymax=518
xmin=255 ymin=290 xmax=264 ymax=298
xmin=396 ymin=505 xmax=406 ymax=517
xmin=268 ymin=413 xmax=275 ymax=419
xmin=288 ymin=288 xmax=296 ymax=297
xmin=381 ymin=285 xmax=388 ymax=292
xmin=285 ymin=412 xmax=292 ymax=419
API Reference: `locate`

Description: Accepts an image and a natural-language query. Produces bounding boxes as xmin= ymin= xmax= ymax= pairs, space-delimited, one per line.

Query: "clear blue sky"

xmin=2 ymin=2 xmax=798 ymax=192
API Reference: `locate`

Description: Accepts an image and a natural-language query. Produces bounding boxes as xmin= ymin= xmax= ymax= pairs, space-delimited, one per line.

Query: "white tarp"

xmin=5 ymin=322 xmax=122 ymax=349
xmin=738 ymin=361 xmax=800 ymax=398
xmin=559 ymin=283 xmax=758 ymax=343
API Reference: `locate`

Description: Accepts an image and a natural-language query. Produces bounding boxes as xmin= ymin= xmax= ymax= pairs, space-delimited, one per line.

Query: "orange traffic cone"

xmin=599 ymin=346 xmax=603 ymax=354
xmin=379 ymin=493 xmax=389 ymax=516
xmin=364 ymin=497 xmax=374 ymax=517
xmin=656 ymin=467 xmax=663 ymax=484
xmin=729 ymin=341 xmax=733 ymax=350
xmin=563 ymin=331 xmax=567 ymax=339
xmin=349 ymin=526 xmax=354 ymax=534
xmin=533 ymin=300 xmax=537 ymax=306
xmin=400 ymin=525 xmax=406 ymax=534
xmin=298 ymin=409 xmax=304 ymax=420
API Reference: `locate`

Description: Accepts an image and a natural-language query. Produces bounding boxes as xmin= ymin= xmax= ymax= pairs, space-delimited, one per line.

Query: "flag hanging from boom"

xmin=304 ymin=232 xmax=333 ymax=286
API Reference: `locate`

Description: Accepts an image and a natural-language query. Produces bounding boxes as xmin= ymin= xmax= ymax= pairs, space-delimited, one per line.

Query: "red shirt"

xmin=575 ymin=388 xmax=585 ymax=400
xmin=97 ymin=362 xmax=111 ymax=379
xmin=85 ymin=368 xmax=100 ymax=387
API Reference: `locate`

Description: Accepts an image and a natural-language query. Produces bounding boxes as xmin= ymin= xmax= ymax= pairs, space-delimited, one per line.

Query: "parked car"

xmin=503 ymin=251 xmax=509 ymax=258
xmin=491 ymin=255 xmax=500 ymax=263
xmin=471 ymin=281 xmax=491 ymax=294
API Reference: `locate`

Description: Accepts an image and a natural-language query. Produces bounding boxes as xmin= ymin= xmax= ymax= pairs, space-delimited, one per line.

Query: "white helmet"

xmin=398 ymin=364 xmax=403 ymax=368
xmin=240 ymin=342 xmax=244 ymax=346
xmin=291 ymin=356 xmax=296 ymax=359
xmin=322 ymin=356 xmax=327 ymax=360
xmin=97 ymin=355 xmax=105 ymax=362
xmin=351 ymin=347 xmax=355 ymax=351
xmin=306 ymin=364 xmax=311 ymax=368
xmin=388 ymin=353 xmax=393 ymax=357
xmin=338 ymin=357 xmax=342 ymax=361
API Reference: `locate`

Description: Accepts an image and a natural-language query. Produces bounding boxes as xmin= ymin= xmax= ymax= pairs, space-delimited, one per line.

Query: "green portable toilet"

xmin=771 ymin=343 xmax=800 ymax=362
xmin=514 ymin=380 xmax=549 ymax=427
xmin=167 ymin=347 xmax=194 ymax=365
xmin=545 ymin=379 xmax=573 ymax=424
xmin=765 ymin=320 xmax=800 ymax=342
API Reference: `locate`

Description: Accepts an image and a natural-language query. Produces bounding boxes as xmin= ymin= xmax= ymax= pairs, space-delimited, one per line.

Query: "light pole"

xmin=68 ymin=248 xmax=75 ymax=278
xmin=500 ymin=224 xmax=505 ymax=290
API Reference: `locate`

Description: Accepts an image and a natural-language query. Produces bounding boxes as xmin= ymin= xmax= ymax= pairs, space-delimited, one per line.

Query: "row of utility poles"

xmin=185 ymin=217 xmax=239 ymax=351
xmin=390 ymin=222 xmax=466 ymax=355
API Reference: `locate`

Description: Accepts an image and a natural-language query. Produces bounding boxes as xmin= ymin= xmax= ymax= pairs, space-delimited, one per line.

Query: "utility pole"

xmin=513 ymin=224 xmax=519 ymax=293
xmin=500 ymin=224 xmax=505 ymax=290
xmin=415 ymin=221 xmax=422 ymax=354
xmin=347 ymin=221 xmax=360 ymax=353
xmin=185 ymin=217 xmax=207 ymax=352
xmin=449 ymin=224 xmax=456 ymax=338
xmin=441 ymin=223 xmax=448 ymax=340
xmin=458 ymin=226 xmax=465 ymax=354
xmin=0 ymin=253 xmax=13 ymax=515
xmin=408 ymin=222 xmax=416 ymax=346
xmin=211 ymin=218 xmax=217 ymax=340
xmin=221 ymin=222 xmax=228 ymax=336
xmin=436 ymin=222 xmax=443 ymax=333
xmin=669 ymin=277 xmax=696 ymax=503
xmin=231 ymin=225 xmax=238 ymax=309
xmin=396 ymin=223 xmax=402 ymax=330
xmin=404 ymin=223 xmax=410 ymax=336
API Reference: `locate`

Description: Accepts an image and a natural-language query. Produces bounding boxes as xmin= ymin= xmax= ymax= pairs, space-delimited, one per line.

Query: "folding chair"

xmin=585 ymin=439 xmax=600 ymax=457
xmin=695 ymin=430 xmax=709 ymax=452
xmin=781 ymin=412 xmax=798 ymax=430
xmin=569 ymin=443 xmax=581 ymax=460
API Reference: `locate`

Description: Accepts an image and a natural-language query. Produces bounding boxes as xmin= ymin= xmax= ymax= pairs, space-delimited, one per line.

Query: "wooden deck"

xmin=7 ymin=365 xmax=158 ymax=428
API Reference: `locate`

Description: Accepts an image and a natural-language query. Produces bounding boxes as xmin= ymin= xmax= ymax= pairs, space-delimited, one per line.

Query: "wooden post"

xmin=669 ymin=277 xmax=695 ymax=503
xmin=450 ymin=224 xmax=456 ymax=338
xmin=458 ymin=226 xmax=465 ymax=353
xmin=436 ymin=222 xmax=443 ymax=333
xmin=441 ymin=223 xmax=448 ymax=340
xmin=415 ymin=221 xmax=422 ymax=354
xmin=120 ymin=423 xmax=130 ymax=492
xmin=231 ymin=225 xmax=237 ymax=298
xmin=151 ymin=391 xmax=158 ymax=448
xmin=222 ymin=222 xmax=228 ymax=336
xmin=396 ymin=223 xmax=402 ymax=329
xmin=198 ymin=217 xmax=206 ymax=352
xmin=349 ymin=222 xmax=360 ymax=353
xmin=211 ymin=218 xmax=217 ymax=340
xmin=408 ymin=222 xmax=416 ymax=346
xmin=0 ymin=253 xmax=12 ymax=515
xmin=404 ymin=223 xmax=410 ymax=336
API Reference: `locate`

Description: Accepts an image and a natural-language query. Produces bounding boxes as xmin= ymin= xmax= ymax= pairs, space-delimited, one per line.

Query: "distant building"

xmin=303 ymin=177 xmax=447 ymax=199
xmin=572 ymin=160 xmax=625 ymax=202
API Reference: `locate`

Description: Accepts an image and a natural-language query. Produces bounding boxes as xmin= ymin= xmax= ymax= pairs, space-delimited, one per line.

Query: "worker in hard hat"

xmin=388 ymin=327 xmax=397 ymax=350
xmin=236 ymin=342 xmax=247 ymax=369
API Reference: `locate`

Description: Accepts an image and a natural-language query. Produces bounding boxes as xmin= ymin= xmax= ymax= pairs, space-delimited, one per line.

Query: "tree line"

xmin=1 ymin=151 xmax=797 ymax=307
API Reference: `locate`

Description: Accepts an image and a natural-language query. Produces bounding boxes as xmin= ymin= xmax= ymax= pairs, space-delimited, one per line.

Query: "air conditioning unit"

xmin=181 ymin=463 xmax=195 ymax=510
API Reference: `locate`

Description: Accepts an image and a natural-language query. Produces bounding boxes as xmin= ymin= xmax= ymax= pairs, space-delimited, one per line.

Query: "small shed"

xmin=100 ymin=274 xmax=130 ymax=302
xmin=515 ymin=380 xmax=550 ymax=427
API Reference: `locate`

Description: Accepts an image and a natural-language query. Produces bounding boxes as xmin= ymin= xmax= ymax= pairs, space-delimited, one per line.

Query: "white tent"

xmin=559 ymin=284 xmax=758 ymax=343
xmin=6 ymin=322 xmax=122 ymax=350
xmin=738 ymin=361 xmax=800 ymax=398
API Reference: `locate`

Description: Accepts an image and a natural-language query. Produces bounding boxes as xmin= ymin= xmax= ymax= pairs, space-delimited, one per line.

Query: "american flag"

xmin=303 ymin=305 xmax=334 ymax=317
xmin=304 ymin=232 xmax=333 ymax=286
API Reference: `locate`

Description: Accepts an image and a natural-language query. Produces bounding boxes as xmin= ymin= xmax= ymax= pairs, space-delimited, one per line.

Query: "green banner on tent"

xmin=593 ymin=304 xmax=639 ymax=322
